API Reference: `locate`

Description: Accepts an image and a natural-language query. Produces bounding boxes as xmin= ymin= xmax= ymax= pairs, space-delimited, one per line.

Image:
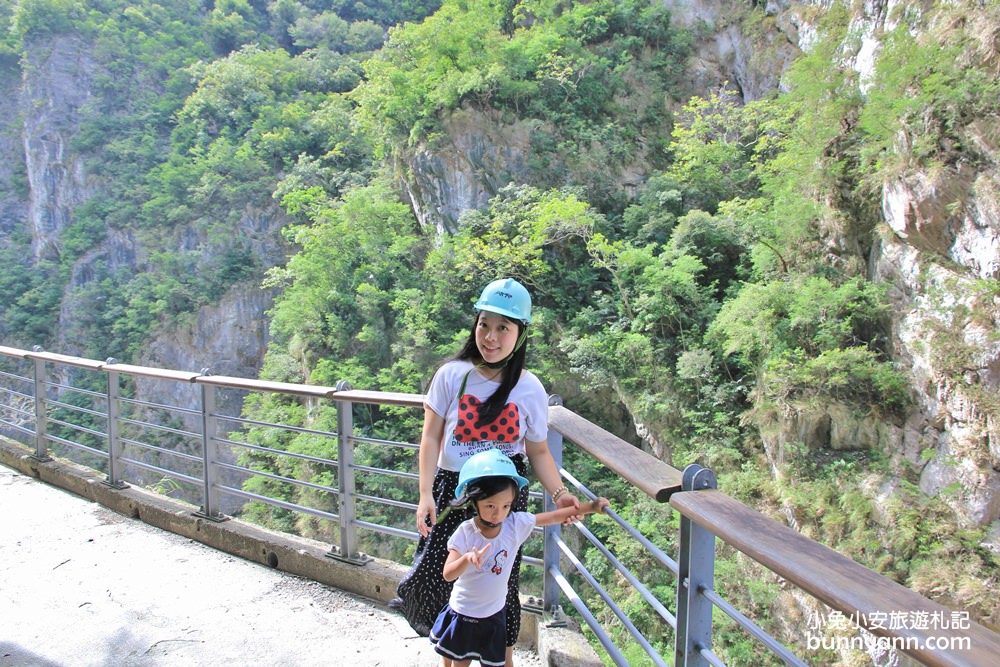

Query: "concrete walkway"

xmin=0 ymin=464 xmax=544 ymax=667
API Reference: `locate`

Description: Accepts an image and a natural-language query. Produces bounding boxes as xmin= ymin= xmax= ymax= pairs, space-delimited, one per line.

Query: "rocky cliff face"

xmin=20 ymin=35 xmax=98 ymax=262
xmin=400 ymin=108 xmax=536 ymax=235
xmin=0 ymin=62 xmax=27 ymax=247
xmin=4 ymin=2 xmax=998 ymax=536
xmin=11 ymin=33 xmax=285 ymax=414
xmin=878 ymin=148 xmax=1000 ymax=528
xmin=394 ymin=0 xmax=1000 ymax=536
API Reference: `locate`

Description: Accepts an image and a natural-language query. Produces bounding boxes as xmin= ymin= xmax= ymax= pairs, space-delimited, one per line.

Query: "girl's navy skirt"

xmin=430 ymin=605 xmax=506 ymax=667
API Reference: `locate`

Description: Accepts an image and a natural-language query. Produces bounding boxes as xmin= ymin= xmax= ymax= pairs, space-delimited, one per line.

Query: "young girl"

xmin=430 ymin=449 xmax=609 ymax=667
xmin=393 ymin=278 xmax=581 ymax=666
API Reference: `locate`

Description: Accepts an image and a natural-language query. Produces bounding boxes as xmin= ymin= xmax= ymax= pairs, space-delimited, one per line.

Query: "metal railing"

xmin=1 ymin=343 xmax=997 ymax=667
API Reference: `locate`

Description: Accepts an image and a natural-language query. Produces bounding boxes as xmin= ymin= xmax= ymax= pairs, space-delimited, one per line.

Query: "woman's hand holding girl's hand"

xmin=556 ymin=492 xmax=584 ymax=525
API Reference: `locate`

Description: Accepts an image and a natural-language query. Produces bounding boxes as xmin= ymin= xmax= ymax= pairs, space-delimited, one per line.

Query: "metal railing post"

xmin=542 ymin=394 xmax=565 ymax=618
xmin=103 ymin=359 xmax=127 ymax=489
xmin=674 ymin=463 xmax=718 ymax=667
xmin=197 ymin=368 xmax=225 ymax=521
xmin=329 ymin=380 xmax=370 ymax=565
xmin=30 ymin=347 xmax=51 ymax=462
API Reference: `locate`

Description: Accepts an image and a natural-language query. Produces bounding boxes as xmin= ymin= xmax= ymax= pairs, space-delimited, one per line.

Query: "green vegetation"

xmin=1 ymin=0 xmax=998 ymax=664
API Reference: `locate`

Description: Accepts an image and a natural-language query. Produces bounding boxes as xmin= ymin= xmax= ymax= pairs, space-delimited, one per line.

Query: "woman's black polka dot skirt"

xmin=393 ymin=455 xmax=529 ymax=647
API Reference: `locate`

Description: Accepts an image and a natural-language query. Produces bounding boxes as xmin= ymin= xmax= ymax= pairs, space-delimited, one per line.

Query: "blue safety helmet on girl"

xmin=455 ymin=448 xmax=530 ymax=499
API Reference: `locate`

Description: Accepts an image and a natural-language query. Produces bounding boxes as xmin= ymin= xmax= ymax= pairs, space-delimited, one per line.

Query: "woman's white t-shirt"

xmin=425 ymin=360 xmax=548 ymax=472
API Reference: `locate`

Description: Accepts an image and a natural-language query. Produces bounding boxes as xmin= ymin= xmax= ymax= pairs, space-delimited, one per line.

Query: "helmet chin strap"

xmin=476 ymin=515 xmax=502 ymax=529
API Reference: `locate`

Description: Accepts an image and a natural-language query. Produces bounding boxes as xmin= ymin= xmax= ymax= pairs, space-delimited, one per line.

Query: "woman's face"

xmin=475 ymin=311 xmax=520 ymax=366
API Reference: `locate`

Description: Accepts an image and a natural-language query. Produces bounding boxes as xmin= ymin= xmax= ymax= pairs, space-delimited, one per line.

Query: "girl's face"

xmin=475 ymin=311 xmax=520 ymax=366
xmin=475 ymin=485 xmax=516 ymax=526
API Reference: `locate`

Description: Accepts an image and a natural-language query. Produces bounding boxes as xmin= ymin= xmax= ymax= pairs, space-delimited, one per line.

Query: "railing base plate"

xmin=325 ymin=548 xmax=372 ymax=566
xmin=543 ymin=604 xmax=568 ymax=628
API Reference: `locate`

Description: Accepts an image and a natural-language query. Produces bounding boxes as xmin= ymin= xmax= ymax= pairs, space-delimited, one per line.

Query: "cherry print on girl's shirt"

xmin=454 ymin=395 xmax=521 ymax=443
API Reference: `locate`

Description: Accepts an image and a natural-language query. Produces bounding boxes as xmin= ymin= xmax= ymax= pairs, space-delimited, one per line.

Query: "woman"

xmin=392 ymin=278 xmax=580 ymax=667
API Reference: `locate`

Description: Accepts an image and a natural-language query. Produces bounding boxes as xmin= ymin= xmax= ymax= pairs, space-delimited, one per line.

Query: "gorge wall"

xmin=393 ymin=0 xmax=1000 ymax=536
xmin=1 ymin=0 xmax=997 ymax=543
xmin=5 ymin=33 xmax=288 ymax=421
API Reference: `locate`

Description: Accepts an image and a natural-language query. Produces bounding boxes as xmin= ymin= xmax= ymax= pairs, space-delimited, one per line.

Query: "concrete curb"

xmin=0 ymin=437 xmax=603 ymax=666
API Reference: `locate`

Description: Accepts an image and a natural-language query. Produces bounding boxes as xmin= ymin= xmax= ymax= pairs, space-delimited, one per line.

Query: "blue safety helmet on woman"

xmin=474 ymin=278 xmax=532 ymax=324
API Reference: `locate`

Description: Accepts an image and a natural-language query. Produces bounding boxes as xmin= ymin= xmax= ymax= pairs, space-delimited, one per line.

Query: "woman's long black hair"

xmin=454 ymin=312 xmax=528 ymax=428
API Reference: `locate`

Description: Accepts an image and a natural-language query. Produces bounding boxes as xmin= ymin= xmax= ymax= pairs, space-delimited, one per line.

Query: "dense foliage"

xmin=1 ymin=0 xmax=998 ymax=664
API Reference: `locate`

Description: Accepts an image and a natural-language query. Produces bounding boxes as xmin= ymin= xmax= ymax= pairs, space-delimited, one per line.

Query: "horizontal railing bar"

xmin=214 ymin=461 xmax=339 ymax=496
xmin=118 ymin=397 xmax=202 ymax=418
xmin=195 ymin=374 xmax=335 ymax=398
xmin=352 ymin=520 xmax=418 ymax=541
xmin=119 ymin=437 xmax=203 ymax=464
xmin=197 ymin=375 xmax=424 ymax=408
xmin=521 ymin=554 xmax=542 ymax=569
xmin=216 ymin=438 xmax=339 ymax=468
xmin=549 ymin=405 xmax=682 ymax=502
xmin=351 ymin=518 xmax=546 ymax=570
xmin=0 ymin=385 xmax=32 ymax=400
xmin=700 ymin=586 xmax=807 ymax=667
xmin=348 ymin=434 xmax=417 ymax=450
xmin=47 ymin=417 xmax=105 ymax=440
xmin=210 ymin=413 xmax=339 ymax=439
xmin=217 ymin=484 xmax=340 ymax=522
xmin=550 ymin=566 xmax=630 ymax=667
xmin=698 ymin=646 xmax=727 ymax=667
xmin=563 ymin=469 xmax=680 ymax=575
xmin=46 ymin=399 xmax=107 ymax=420
xmin=354 ymin=493 xmax=417 ymax=511
xmin=327 ymin=389 xmax=423 ymax=408
xmin=44 ymin=433 xmax=108 ymax=459
xmin=556 ymin=535 xmax=669 ymax=667
xmin=40 ymin=382 xmax=105 ymax=400
xmin=119 ymin=416 xmax=199 ymax=439
xmin=578 ymin=515 xmax=676 ymax=628
xmin=119 ymin=457 xmax=202 ymax=486
xmin=7 ymin=351 xmax=425 ymax=408
xmin=1 ymin=404 xmax=35 ymax=419
xmin=346 ymin=522 xmax=551 ymax=568
xmin=0 ymin=419 xmax=34 ymax=435
xmin=352 ymin=464 xmax=417 ymax=480
xmin=670 ymin=489 xmax=1000 ymax=667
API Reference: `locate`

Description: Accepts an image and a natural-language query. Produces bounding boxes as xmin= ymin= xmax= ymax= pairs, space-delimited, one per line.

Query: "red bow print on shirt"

xmin=454 ymin=395 xmax=521 ymax=443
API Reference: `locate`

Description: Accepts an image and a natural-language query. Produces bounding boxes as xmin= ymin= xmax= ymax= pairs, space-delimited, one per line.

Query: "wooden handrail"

xmin=194 ymin=374 xmax=335 ymax=399
xmin=670 ymin=488 xmax=1000 ymax=667
xmin=324 ymin=388 xmax=424 ymax=408
xmin=24 ymin=349 xmax=105 ymax=372
xmin=548 ymin=404 xmax=683 ymax=502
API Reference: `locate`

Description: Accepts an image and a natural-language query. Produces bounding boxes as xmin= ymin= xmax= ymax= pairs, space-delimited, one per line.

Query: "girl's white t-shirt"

xmin=446 ymin=512 xmax=537 ymax=617
xmin=426 ymin=360 xmax=548 ymax=472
